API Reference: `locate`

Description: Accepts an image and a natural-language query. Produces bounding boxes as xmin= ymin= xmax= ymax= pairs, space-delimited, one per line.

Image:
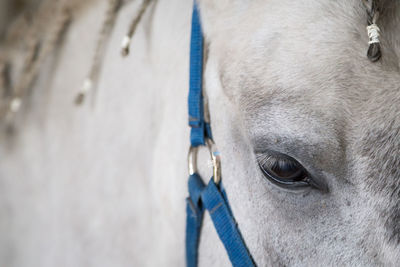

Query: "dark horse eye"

xmin=256 ymin=151 xmax=313 ymax=189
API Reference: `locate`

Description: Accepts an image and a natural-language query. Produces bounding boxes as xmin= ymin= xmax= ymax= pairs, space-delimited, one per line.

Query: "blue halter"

xmin=185 ymin=2 xmax=256 ymax=267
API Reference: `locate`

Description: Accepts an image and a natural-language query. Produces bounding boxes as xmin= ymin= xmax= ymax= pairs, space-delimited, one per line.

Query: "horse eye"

xmin=256 ymin=151 xmax=313 ymax=190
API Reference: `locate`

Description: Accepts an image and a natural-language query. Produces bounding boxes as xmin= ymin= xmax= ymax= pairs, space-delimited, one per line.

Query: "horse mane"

xmin=0 ymin=0 xmax=96 ymax=118
xmin=0 ymin=0 xmax=151 ymax=121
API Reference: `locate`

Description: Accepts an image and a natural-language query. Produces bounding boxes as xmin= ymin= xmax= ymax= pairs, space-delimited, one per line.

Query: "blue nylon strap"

xmin=188 ymin=2 xmax=209 ymax=147
xmin=186 ymin=175 xmax=256 ymax=267
xmin=186 ymin=1 xmax=255 ymax=266
xmin=202 ymin=179 xmax=256 ymax=267
xmin=186 ymin=174 xmax=205 ymax=267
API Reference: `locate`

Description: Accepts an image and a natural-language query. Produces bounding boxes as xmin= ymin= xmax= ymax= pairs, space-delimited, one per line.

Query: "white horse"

xmin=0 ymin=0 xmax=400 ymax=266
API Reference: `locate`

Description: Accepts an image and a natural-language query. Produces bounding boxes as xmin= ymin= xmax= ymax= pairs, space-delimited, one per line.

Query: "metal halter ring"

xmin=188 ymin=138 xmax=221 ymax=184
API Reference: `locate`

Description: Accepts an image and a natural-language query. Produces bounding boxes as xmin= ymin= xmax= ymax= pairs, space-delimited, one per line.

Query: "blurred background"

xmin=0 ymin=0 xmax=38 ymax=39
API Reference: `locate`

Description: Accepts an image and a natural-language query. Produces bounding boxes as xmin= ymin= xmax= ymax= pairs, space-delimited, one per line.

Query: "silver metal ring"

xmin=188 ymin=138 xmax=221 ymax=184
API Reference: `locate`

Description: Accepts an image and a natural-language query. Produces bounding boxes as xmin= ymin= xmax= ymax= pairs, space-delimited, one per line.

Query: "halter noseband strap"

xmin=185 ymin=2 xmax=256 ymax=267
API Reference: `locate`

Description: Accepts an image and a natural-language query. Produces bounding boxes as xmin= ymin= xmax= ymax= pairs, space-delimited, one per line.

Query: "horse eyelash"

xmin=256 ymin=152 xmax=301 ymax=171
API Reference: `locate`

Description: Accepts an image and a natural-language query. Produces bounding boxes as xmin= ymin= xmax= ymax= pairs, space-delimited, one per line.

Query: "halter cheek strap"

xmin=188 ymin=0 xmax=209 ymax=147
xmin=185 ymin=3 xmax=256 ymax=267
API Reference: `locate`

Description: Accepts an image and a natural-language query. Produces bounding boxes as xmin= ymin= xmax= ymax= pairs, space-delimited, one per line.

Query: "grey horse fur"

xmin=0 ymin=0 xmax=400 ymax=266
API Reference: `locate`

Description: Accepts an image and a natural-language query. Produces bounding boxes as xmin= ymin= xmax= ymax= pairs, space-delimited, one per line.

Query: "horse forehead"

xmin=218 ymin=30 xmax=400 ymax=245
xmin=211 ymin=0 xmax=399 ymax=138
xmin=208 ymin=0 xmax=400 ymax=174
xmin=212 ymin=0 xmax=398 ymax=101
xmin=210 ymin=0 xmax=400 ymax=190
